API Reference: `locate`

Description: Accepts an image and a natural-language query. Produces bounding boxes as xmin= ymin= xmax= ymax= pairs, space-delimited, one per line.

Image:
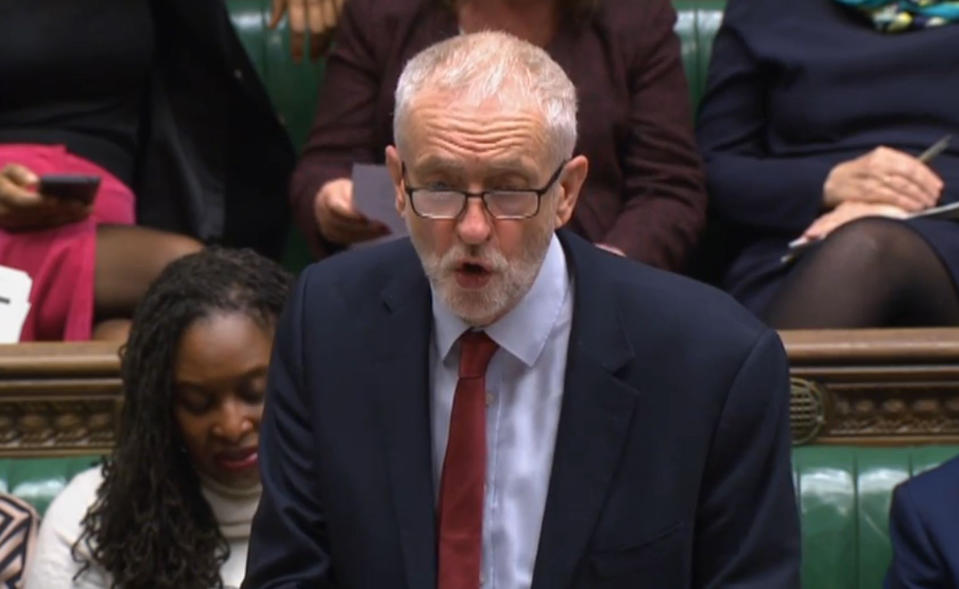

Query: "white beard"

xmin=411 ymin=222 xmax=554 ymax=326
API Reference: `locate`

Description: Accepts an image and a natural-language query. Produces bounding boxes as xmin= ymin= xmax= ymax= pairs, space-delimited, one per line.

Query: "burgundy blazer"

xmin=290 ymin=0 xmax=705 ymax=270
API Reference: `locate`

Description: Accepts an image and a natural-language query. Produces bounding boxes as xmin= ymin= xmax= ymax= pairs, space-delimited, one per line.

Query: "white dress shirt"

xmin=430 ymin=234 xmax=574 ymax=589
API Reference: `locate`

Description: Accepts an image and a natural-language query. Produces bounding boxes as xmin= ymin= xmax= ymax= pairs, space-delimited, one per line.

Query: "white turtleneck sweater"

xmin=23 ymin=466 xmax=260 ymax=589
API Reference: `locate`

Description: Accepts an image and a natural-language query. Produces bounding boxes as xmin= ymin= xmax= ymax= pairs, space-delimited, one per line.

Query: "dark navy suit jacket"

xmin=886 ymin=455 xmax=959 ymax=588
xmin=242 ymin=230 xmax=800 ymax=588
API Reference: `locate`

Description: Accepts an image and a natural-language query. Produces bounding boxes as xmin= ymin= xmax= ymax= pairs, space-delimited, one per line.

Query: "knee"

xmin=154 ymin=233 xmax=203 ymax=267
xmin=817 ymin=218 xmax=902 ymax=269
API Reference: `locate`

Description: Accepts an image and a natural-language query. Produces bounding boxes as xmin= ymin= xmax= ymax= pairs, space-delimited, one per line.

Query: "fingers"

xmin=801 ymin=213 xmax=837 ymax=242
xmin=325 ymin=217 xmax=390 ymax=244
xmin=0 ymin=195 xmax=92 ymax=231
xmin=595 ymin=243 xmax=626 ymax=257
xmin=0 ymin=164 xmax=40 ymax=207
xmin=0 ymin=164 xmax=95 ymax=230
xmin=872 ymin=148 xmax=941 ymax=205
xmin=802 ymin=202 xmax=908 ymax=241
xmin=282 ymin=0 xmax=339 ymax=61
xmin=308 ymin=0 xmax=338 ymax=60
xmin=327 ymin=196 xmax=365 ymax=222
xmin=308 ymin=25 xmax=325 ymax=61
xmin=862 ymin=175 xmax=929 ymax=212
xmin=288 ymin=0 xmax=307 ymax=62
xmin=2 ymin=164 xmax=38 ymax=187
xmin=865 ymin=147 xmax=942 ymax=208
xmin=824 ymin=146 xmax=946 ymax=211
xmin=314 ymin=179 xmax=390 ymax=244
xmin=268 ymin=0 xmax=287 ymax=29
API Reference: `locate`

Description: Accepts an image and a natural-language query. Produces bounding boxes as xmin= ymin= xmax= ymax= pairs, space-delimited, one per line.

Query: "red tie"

xmin=437 ymin=330 xmax=499 ymax=589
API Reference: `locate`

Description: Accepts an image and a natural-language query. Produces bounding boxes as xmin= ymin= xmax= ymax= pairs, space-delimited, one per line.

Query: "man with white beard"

xmin=245 ymin=31 xmax=800 ymax=589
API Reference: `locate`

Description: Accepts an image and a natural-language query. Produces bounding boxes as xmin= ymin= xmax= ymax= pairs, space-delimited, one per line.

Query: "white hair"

xmin=393 ymin=31 xmax=578 ymax=165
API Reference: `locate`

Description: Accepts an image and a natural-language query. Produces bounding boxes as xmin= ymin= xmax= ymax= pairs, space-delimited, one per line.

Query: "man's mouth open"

xmin=454 ymin=260 xmax=493 ymax=288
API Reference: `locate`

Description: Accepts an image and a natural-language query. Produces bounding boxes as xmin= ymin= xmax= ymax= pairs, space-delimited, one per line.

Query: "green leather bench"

xmin=0 ymin=457 xmax=101 ymax=517
xmin=10 ymin=446 xmax=958 ymax=588
xmin=5 ymin=4 xmax=955 ymax=588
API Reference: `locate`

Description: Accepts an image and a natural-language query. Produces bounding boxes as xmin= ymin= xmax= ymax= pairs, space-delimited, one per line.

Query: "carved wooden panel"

xmin=0 ymin=343 xmax=121 ymax=457
xmin=782 ymin=328 xmax=959 ymax=445
xmin=3 ymin=330 xmax=959 ymax=453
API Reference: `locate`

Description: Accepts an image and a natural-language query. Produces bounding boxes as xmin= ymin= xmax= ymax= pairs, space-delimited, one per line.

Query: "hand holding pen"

xmin=782 ymin=135 xmax=951 ymax=264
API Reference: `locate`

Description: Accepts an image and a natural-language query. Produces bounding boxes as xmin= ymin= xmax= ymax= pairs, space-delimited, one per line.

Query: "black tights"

xmin=764 ymin=218 xmax=959 ymax=329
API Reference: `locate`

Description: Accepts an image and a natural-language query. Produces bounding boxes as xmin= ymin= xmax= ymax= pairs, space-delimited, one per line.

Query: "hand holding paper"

xmin=313 ymin=177 xmax=390 ymax=245
xmin=349 ymin=163 xmax=407 ymax=248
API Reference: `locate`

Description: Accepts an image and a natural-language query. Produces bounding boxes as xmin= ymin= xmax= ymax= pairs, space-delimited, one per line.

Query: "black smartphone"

xmin=37 ymin=174 xmax=101 ymax=205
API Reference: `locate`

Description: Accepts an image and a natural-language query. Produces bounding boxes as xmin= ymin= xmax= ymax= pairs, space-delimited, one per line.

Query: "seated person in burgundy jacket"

xmin=290 ymin=0 xmax=706 ymax=271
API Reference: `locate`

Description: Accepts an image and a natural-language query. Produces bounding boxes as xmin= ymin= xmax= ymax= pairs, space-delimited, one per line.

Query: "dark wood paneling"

xmin=0 ymin=343 xmax=121 ymax=456
xmin=3 ymin=331 xmax=959 ymax=455
xmin=782 ymin=329 xmax=959 ymax=445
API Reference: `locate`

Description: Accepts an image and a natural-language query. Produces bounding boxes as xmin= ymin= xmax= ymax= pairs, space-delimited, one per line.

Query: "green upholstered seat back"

xmin=793 ymin=445 xmax=959 ymax=588
xmin=7 ymin=445 xmax=959 ymax=587
xmin=0 ymin=456 xmax=102 ymax=517
xmin=228 ymin=0 xmax=326 ymax=270
xmin=229 ymin=0 xmax=326 ymax=151
xmin=672 ymin=0 xmax=725 ymax=110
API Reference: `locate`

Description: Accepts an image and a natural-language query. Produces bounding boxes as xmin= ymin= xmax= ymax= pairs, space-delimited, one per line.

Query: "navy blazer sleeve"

xmin=242 ymin=273 xmax=335 ymax=588
xmin=696 ymin=0 xmax=831 ymax=234
xmin=695 ymin=328 xmax=800 ymax=587
xmin=885 ymin=482 xmax=948 ymax=589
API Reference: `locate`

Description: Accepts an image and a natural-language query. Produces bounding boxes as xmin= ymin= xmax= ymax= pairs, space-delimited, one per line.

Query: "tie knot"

xmin=458 ymin=331 xmax=499 ymax=378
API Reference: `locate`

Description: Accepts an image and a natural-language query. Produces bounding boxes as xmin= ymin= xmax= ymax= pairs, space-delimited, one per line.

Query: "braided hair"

xmin=74 ymin=248 xmax=292 ymax=589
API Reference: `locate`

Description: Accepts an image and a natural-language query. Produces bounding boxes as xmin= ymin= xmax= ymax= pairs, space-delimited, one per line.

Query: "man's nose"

xmin=456 ymin=197 xmax=492 ymax=245
xmin=212 ymin=400 xmax=254 ymax=443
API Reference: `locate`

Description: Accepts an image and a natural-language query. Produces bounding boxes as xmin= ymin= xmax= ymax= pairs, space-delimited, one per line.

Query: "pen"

xmin=781 ymin=134 xmax=953 ymax=265
xmin=918 ymin=134 xmax=952 ymax=163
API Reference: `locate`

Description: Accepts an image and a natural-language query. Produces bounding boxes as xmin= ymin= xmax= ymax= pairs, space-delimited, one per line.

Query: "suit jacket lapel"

xmin=371 ymin=250 xmax=437 ymax=589
xmin=531 ymin=233 xmax=641 ymax=589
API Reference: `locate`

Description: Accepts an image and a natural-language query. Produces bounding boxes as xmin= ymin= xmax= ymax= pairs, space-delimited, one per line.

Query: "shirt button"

xmin=480 ymin=573 xmax=486 ymax=585
xmin=485 ymin=392 xmax=494 ymax=406
xmin=233 ymin=68 xmax=244 ymax=81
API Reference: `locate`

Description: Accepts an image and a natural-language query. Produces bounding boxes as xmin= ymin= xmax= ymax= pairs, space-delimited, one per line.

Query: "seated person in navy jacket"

xmin=244 ymin=31 xmax=799 ymax=589
xmin=697 ymin=0 xmax=959 ymax=328
xmin=886 ymin=455 xmax=959 ymax=588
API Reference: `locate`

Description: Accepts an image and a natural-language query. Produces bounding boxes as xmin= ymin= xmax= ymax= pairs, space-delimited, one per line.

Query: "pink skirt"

xmin=0 ymin=144 xmax=135 ymax=341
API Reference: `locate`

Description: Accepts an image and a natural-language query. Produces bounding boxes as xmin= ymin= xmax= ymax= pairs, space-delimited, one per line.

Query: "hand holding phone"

xmin=0 ymin=165 xmax=96 ymax=231
xmin=38 ymin=174 xmax=100 ymax=205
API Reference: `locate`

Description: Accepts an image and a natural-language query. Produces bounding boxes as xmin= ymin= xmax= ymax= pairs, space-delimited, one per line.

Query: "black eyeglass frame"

xmin=401 ymin=160 xmax=568 ymax=220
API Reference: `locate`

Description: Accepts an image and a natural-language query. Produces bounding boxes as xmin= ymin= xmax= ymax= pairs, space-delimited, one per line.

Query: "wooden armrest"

xmin=782 ymin=328 xmax=959 ymax=365
xmin=781 ymin=328 xmax=959 ymax=445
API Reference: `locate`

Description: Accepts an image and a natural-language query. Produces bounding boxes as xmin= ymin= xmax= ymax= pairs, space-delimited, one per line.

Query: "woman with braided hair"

xmin=24 ymin=248 xmax=291 ymax=589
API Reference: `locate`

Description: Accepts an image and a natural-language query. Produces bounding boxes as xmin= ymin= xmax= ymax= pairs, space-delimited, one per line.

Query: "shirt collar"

xmin=432 ymin=234 xmax=570 ymax=368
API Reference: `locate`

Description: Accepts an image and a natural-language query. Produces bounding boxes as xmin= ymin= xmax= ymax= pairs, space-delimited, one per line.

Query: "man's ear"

xmin=385 ymin=145 xmax=407 ymax=216
xmin=553 ymin=155 xmax=588 ymax=228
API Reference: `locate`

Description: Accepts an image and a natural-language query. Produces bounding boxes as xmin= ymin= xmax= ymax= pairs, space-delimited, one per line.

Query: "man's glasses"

xmin=402 ymin=161 xmax=567 ymax=220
